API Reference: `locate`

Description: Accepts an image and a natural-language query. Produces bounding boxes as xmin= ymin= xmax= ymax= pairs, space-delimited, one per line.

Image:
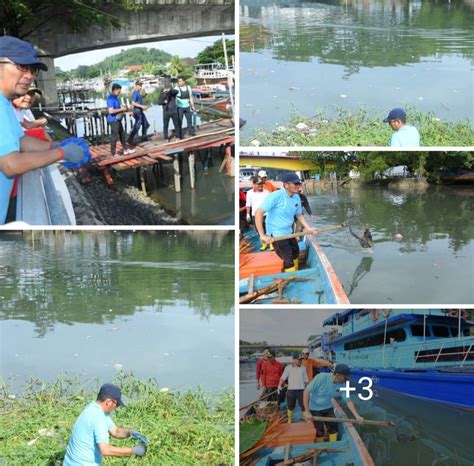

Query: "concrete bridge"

xmin=28 ymin=0 xmax=234 ymax=103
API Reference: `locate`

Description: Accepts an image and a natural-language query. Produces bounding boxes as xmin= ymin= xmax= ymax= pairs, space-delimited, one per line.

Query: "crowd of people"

xmin=256 ymin=348 xmax=364 ymax=441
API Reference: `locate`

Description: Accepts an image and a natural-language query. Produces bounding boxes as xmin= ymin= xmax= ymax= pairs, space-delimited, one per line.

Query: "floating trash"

xmin=340 ymin=94 xmax=347 ymax=98
xmin=113 ymin=363 xmax=123 ymax=370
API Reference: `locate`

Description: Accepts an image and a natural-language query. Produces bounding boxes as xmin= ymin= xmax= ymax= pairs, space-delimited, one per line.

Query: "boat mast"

xmin=222 ymin=32 xmax=234 ymax=118
xmin=381 ymin=317 xmax=388 ymax=368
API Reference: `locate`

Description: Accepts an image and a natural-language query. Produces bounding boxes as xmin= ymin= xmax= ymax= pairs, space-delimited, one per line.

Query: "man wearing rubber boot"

xmin=303 ymin=364 xmax=364 ymax=442
xmin=260 ymin=350 xmax=282 ymax=402
xmin=245 ymin=176 xmax=271 ymax=250
xmin=64 ymin=383 xmax=147 ymax=465
xmin=277 ymin=352 xmax=308 ymax=423
xmin=255 ymin=172 xmax=317 ymax=272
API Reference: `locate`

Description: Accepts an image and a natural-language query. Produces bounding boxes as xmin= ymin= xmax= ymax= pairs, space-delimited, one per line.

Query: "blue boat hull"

xmin=350 ymin=368 xmax=474 ymax=412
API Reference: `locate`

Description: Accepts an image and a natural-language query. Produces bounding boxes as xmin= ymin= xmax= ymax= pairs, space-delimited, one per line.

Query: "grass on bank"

xmin=244 ymin=107 xmax=474 ymax=147
xmin=0 ymin=373 xmax=234 ymax=465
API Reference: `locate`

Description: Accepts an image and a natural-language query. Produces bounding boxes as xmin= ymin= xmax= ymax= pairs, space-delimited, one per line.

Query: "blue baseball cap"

xmin=281 ymin=172 xmax=302 ymax=184
xmin=97 ymin=383 xmax=125 ymax=407
xmin=383 ymin=108 xmax=406 ymax=123
xmin=0 ymin=36 xmax=48 ymax=71
xmin=334 ymin=364 xmax=351 ymax=377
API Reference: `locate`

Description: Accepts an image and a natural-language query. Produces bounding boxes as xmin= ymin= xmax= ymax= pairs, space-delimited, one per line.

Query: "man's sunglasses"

xmin=0 ymin=61 xmax=41 ymax=76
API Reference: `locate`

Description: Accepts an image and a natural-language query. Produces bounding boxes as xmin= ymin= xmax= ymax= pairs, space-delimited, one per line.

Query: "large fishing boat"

xmin=322 ymin=309 xmax=474 ymax=412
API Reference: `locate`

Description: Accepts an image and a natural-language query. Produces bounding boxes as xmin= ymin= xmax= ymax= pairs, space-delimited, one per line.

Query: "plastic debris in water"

xmin=295 ymin=122 xmax=309 ymax=131
xmin=160 ymin=387 xmax=170 ymax=393
xmin=340 ymin=94 xmax=347 ymax=98
xmin=113 ymin=363 xmax=123 ymax=370
xmin=394 ymin=234 xmax=403 ymax=241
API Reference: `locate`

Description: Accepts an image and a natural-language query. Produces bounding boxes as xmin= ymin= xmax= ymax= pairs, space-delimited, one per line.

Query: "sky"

xmin=240 ymin=309 xmax=336 ymax=344
xmin=55 ymin=35 xmax=235 ymax=71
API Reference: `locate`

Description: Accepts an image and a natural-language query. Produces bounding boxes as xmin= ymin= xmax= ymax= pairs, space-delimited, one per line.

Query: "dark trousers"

xmin=263 ymin=387 xmax=279 ymax=402
xmin=178 ymin=107 xmax=195 ymax=136
xmin=109 ymin=120 xmax=126 ymax=155
xmin=287 ymin=389 xmax=304 ymax=411
xmin=163 ymin=110 xmax=181 ymax=140
xmin=273 ymin=237 xmax=299 ymax=269
xmin=310 ymin=407 xmax=338 ymax=437
xmin=129 ymin=111 xmax=150 ymax=141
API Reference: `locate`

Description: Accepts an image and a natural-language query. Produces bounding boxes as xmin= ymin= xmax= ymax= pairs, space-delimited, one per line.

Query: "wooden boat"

xmin=194 ymin=95 xmax=231 ymax=112
xmin=239 ymin=229 xmax=349 ymax=305
xmin=240 ymin=396 xmax=374 ymax=466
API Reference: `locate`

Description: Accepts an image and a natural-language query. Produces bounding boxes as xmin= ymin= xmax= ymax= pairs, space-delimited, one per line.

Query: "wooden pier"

xmin=88 ymin=119 xmax=235 ymax=192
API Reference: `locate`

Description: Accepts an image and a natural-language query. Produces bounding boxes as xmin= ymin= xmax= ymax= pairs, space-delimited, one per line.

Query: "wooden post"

xmin=225 ymin=144 xmax=232 ymax=176
xmin=173 ymin=154 xmax=181 ymax=193
xmin=139 ymin=167 xmax=147 ymax=195
xmin=188 ymin=151 xmax=196 ymax=189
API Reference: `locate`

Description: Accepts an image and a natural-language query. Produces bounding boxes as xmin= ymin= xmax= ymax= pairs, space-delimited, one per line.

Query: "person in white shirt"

xmin=246 ymin=176 xmax=271 ymax=250
xmin=278 ymin=352 xmax=308 ymax=423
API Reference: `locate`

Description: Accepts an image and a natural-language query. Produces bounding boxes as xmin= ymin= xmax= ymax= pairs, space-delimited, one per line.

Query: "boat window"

xmin=344 ymin=328 xmax=406 ymax=350
xmin=432 ymin=326 xmax=450 ymax=337
xmin=411 ymin=324 xmax=431 ymax=337
xmin=450 ymin=327 xmax=470 ymax=337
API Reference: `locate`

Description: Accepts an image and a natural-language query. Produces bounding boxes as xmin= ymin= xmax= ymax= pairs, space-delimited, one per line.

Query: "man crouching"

xmin=63 ymin=383 xmax=146 ymax=465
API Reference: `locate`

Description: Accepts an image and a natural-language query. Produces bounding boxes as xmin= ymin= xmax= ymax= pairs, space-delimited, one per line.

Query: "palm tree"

xmin=166 ymin=56 xmax=192 ymax=79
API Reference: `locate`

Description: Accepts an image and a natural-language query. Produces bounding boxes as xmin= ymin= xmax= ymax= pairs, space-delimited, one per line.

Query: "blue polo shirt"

xmin=107 ymin=94 xmax=121 ymax=123
xmin=390 ymin=124 xmax=420 ymax=147
xmin=305 ymin=372 xmax=343 ymax=411
xmin=0 ymin=92 xmax=24 ymax=224
xmin=63 ymin=401 xmax=116 ymax=466
xmin=131 ymin=90 xmax=143 ymax=106
xmin=260 ymin=188 xmax=302 ymax=237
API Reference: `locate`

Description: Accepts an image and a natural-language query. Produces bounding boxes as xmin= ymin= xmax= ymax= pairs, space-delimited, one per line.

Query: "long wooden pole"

xmin=271 ymin=223 xmax=347 ymax=243
xmin=310 ymin=415 xmax=395 ymax=427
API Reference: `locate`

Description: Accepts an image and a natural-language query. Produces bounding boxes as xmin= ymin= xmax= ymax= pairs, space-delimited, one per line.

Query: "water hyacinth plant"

xmin=0 ymin=373 xmax=234 ymax=465
xmin=244 ymin=107 xmax=473 ymax=147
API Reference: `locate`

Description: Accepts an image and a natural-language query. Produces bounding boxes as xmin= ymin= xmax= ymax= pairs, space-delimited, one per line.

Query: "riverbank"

xmin=244 ymin=108 xmax=473 ymax=147
xmin=0 ymin=374 xmax=234 ymax=465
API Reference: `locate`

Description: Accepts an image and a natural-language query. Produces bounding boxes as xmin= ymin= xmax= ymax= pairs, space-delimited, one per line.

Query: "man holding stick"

xmin=255 ymin=172 xmax=317 ymax=272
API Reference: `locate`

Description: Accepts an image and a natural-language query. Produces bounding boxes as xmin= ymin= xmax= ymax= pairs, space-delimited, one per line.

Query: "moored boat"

xmin=323 ymin=309 xmax=474 ymax=412
xmin=239 ymin=229 xmax=349 ymax=305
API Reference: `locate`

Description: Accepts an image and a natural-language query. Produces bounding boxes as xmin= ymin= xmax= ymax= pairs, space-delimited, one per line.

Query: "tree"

xmin=166 ymin=55 xmax=193 ymax=79
xmin=0 ymin=0 xmax=142 ymax=38
xmin=196 ymin=39 xmax=235 ymax=65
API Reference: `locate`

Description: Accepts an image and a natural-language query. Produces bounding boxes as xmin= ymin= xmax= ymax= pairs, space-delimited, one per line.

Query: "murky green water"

xmin=308 ymin=185 xmax=474 ymax=304
xmin=240 ymin=0 xmax=474 ymax=134
xmin=240 ymin=361 xmax=474 ymax=465
xmin=0 ymin=231 xmax=234 ymax=392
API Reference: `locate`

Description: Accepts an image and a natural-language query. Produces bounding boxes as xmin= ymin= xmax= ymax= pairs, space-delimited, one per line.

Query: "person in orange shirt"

xmin=301 ymin=349 xmax=333 ymax=380
xmin=261 ymin=350 xmax=283 ymax=401
xmin=258 ymin=170 xmax=277 ymax=192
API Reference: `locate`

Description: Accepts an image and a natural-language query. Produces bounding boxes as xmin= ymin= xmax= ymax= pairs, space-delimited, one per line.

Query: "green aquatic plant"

xmin=0 ymin=373 xmax=234 ymax=465
xmin=244 ymin=106 xmax=474 ymax=147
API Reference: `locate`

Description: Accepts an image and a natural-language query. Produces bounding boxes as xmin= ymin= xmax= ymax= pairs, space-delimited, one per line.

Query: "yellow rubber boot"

xmin=329 ymin=432 xmax=338 ymax=442
xmin=269 ymin=243 xmax=274 ymax=251
xmin=284 ymin=266 xmax=296 ymax=272
xmin=259 ymin=242 xmax=267 ymax=251
xmin=293 ymin=259 xmax=299 ymax=270
xmin=287 ymin=410 xmax=293 ymax=423
xmin=315 ymin=437 xmax=324 ymax=443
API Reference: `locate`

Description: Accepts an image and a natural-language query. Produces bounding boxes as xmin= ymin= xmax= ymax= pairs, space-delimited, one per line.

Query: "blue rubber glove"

xmin=51 ymin=138 xmax=91 ymax=169
xmin=132 ymin=444 xmax=147 ymax=456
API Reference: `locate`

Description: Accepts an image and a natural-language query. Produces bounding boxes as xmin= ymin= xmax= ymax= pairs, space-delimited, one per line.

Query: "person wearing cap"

xmin=127 ymin=80 xmax=150 ymax=145
xmin=257 ymin=170 xmax=277 ymax=192
xmin=63 ymin=383 xmax=146 ymax=465
xmin=175 ymin=76 xmax=195 ymax=137
xmin=260 ymin=350 xmax=283 ymax=401
xmin=0 ymin=36 xmax=88 ymax=224
xmin=277 ymin=352 xmax=308 ymax=423
xmin=159 ymin=79 xmax=181 ymax=141
xmin=301 ymin=349 xmax=332 ymax=381
xmin=256 ymin=347 xmax=271 ymax=390
xmin=303 ymin=364 xmax=363 ymax=442
xmin=255 ymin=172 xmax=318 ymax=272
xmin=245 ymin=176 xmax=271 ymax=249
xmin=107 ymin=83 xmax=135 ymax=156
xmin=383 ymin=107 xmax=420 ymax=147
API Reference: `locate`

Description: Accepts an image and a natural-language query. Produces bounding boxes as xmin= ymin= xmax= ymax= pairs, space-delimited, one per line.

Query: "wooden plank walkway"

xmin=88 ymin=119 xmax=235 ymax=190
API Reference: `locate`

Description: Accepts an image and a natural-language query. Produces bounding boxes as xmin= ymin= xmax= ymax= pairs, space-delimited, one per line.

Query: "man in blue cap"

xmin=63 ymin=383 xmax=147 ymax=465
xmin=255 ymin=172 xmax=317 ymax=272
xmin=0 ymin=36 xmax=86 ymax=224
xmin=383 ymin=107 xmax=420 ymax=147
xmin=303 ymin=364 xmax=364 ymax=442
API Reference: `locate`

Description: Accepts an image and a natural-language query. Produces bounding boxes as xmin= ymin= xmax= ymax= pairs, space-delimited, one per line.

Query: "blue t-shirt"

xmin=131 ymin=90 xmax=143 ymax=106
xmin=63 ymin=402 xmax=116 ymax=466
xmin=390 ymin=124 xmax=420 ymax=147
xmin=260 ymin=188 xmax=302 ymax=237
xmin=107 ymin=94 xmax=121 ymax=123
xmin=0 ymin=92 xmax=24 ymax=224
xmin=305 ymin=372 xmax=343 ymax=411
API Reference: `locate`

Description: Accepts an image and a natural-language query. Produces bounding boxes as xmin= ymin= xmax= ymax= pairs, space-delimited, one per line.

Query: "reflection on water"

xmin=240 ymin=0 xmax=474 ymax=131
xmin=0 ymin=231 xmax=234 ymax=391
xmin=310 ymin=186 xmax=474 ymax=304
xmin=240 ymin=362 xmax=474 ymax=465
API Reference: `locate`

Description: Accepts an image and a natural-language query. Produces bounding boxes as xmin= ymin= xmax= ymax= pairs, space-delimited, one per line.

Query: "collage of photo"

xmin=0 ymin=0 xmax=473 ymax=465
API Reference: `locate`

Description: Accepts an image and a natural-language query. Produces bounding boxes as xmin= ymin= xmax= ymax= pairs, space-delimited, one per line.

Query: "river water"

xmin=0 ymin=231 xmax=234 ymax=393
xmin=306 ymin=184 xmax=474 ymax=304
xmin=240 ymin=361 xmax=474 ymax=465
xmin=240 ymin=0 xmax=474 ymax=134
